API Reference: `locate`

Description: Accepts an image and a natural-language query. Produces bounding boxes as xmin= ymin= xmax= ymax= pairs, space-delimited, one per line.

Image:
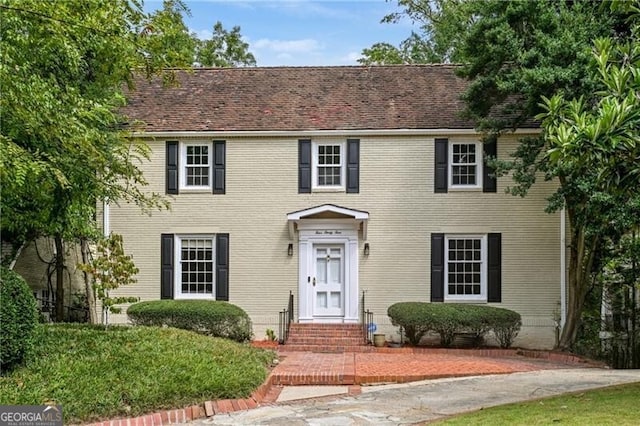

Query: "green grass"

xmin=436 ymin=382 xmax=640 ymax=425
xmin=0 ymin=324 xmax=275 ymax=423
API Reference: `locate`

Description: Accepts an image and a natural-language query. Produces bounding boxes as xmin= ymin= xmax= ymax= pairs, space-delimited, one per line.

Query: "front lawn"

xmin=436 ymin=382 xmax=640 ymax=425
xmin=0 ymin=324 xmax=275 ymax=423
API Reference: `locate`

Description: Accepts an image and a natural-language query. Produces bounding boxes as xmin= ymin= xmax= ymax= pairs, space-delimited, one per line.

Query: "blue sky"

xmin=145 ymin=0 xmax=413 ymax=66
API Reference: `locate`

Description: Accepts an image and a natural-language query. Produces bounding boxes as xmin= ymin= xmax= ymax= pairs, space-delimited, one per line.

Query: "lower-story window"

xmin=177 ymin=235 xmax=215 ymax=298
xmin=445 ymin=235 xmax=486 ymax=301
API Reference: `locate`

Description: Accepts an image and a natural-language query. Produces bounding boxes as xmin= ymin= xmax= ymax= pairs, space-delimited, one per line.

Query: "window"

xmin=449 ymin=142 xmax=482 ymax=189
xmin=167 ymin=140 xmax=225 ymax=194
xmin=313 ymin=142 xmax=345 ymax=189
xmin=299 ymin=139 xmax=359 ymax=193
xmin=181 ymin=143 xmax=211 ymax=189
xmin=431 ymin=233 xmax=501 ymax=303
xmin=445 ymin=236 xmax=486 ymax=301
xmin=176 ymin=235 xmax=215 ymax=299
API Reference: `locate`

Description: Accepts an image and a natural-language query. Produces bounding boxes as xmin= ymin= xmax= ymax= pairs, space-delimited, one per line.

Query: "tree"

xmin=365 ymin=0 xmax=635 ymax=348
xmin=536 ymin=2 xmax=640 ymax=348
xmin=195 ymin=21 xmax=256 ymax=67
xmin=0 ymin=0 xmax=192 ymax=321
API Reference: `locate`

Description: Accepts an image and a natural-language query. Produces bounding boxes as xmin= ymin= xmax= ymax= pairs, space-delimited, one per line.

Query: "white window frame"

xmin=174 ymin=234 xmax=216 ymax=299
xmin=312 ymin=141 xmax=346 ymax=191
xmin=448 ymin=141 xmax=483 ymax=190
xmin=180 ymin=142 xmax=212 ymax=190
xmin=444 ymin=234 xmax=487 ymax=302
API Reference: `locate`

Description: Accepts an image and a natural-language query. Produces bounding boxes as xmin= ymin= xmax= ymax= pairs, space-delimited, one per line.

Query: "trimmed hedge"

xmin=387 ymin=302 xmax=522 ymax=348
xmin=1 ymin=267 xmax=38 ymax=372
xmin=127 ymin=300 xmax=253 ymax=342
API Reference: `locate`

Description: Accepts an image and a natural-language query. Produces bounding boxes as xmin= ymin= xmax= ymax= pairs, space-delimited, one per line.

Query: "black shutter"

xmin=212 ymin=140 xmax=226 ymax=194
xmin=487 ymin=233 xmax=502 ymax=302
xmin=346 ymin=139 xmax=360 ymax=193
xmin=434 ymin=138 xmax=448 ymax=193
xmin=160 ymin=234 xmax=174 ymax=299
xmin=298 ymin=139 xmax=312 ymax=193
xmin=216 ymin=233 xmax=229 ymax=301
xmin=166 ymin=141 xmax=179 ymax=194
xmin=431 ymin=233 xmax=445 ymax=302
xmin=483 ymin=137 xmax=497 ymax=193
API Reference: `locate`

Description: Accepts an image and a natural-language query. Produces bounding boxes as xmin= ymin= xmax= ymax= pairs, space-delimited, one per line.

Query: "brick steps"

xmin=283 ymin=323 xmax=370 ymax=353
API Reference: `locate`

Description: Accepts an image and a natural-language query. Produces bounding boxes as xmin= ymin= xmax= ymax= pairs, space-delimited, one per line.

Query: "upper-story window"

xmin=449 ymin=141 xmax=482 ymax=189
xmin=298 ymin=139 xmax=359 ymax=194
xmin=166 ymin=140 xmax=225 ymax=195
xmin=313 ymin=142 xmax=345 ymax=190
xmin=181 ymin=143 xmax=212 ymax=189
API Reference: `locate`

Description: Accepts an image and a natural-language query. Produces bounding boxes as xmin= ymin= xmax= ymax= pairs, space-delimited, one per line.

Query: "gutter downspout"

xmin=560 ymin=207 xmax=567 ymax=329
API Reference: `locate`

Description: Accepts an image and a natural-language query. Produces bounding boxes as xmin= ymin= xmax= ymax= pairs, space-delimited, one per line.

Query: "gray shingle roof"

xmin=122 ymin=65 xmax=477 ymax=132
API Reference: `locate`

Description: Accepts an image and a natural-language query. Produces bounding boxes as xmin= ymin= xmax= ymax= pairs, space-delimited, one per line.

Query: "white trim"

xmin=174 ymin=234 xmax=216 ymax=300
xmin=312 ymin=140 xmax=345 ymax=191
xmin=132 ymin=128 xmax=541 ymax=139
xmin=444 ymin=234 xmax=487 ymax=302
xmin=103 ymin=201 xmax=110 ymax=237
xmin=448 ymin=141 xmax=483 ymax=190
xmin=179 ymin=142 xmax=213 ymax=191
xmin=287 ymin=204 xmax=369 ymax=240
xmin=297 ymin=221 xmax=360 ymax=323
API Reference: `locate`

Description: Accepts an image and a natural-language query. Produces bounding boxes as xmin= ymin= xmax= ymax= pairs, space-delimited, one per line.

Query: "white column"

xmin=344 ymin=238 xmax=359 ymax=323
xmin=298 ymin=240 xmax=313 ymax=322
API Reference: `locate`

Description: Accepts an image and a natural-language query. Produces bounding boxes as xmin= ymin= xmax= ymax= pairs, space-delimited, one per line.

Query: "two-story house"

xmin=109 ymin=65 xmax=564 ymax=348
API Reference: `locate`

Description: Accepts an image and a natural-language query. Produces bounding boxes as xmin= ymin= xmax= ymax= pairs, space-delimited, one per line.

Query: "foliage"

xmin=127 ymin=300 xmax=253 ymax=342
xmin=438 ymin=382 xmax=640 ymax=425
xmin=265 ymin=328 xmax=277 ymax=341
xmin=0 ymin=267 xmax=38 ymax=372
xmin=387 ymin=302 xmax=521 ymax=348
xmin=0 ymin=324 xmax=274 ymax=423
xmin=195 ymin=21 xmax=256 ymax=67
xmin=77 ymin=233 xmax=139 ymax=318
xmin=0 ymin=0 xmax=254 ymax=322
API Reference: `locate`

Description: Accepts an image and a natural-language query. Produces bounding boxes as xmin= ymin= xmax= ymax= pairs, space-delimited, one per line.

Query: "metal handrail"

xmin=361 ymin=290 xmax=373 ymax=344
xmin=278 ymin=291 xmax=294 ymax=344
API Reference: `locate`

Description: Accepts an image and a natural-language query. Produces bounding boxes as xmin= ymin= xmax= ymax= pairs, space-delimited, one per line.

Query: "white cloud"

xmin=253 ymin=38 xmax=322 ymax=53
xmin=343 ymin=51 xmax=363 ymax=63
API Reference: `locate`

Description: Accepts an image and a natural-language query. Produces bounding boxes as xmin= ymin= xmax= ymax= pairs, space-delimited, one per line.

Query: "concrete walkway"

xmin=184 ymin=369 xmax=640 ymax=425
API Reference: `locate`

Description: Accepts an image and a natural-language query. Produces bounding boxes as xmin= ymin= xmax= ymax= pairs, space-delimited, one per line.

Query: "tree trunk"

xmin=80 ymin=238 xmax=99 ymax=324
xmin=558 ymin=217 xmax=598 ymax=350
xmin=54 ymin=234 xmax=65 ymax=322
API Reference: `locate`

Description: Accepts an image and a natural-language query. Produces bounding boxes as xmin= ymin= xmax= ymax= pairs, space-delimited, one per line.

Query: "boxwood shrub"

xmin=127 ymin=300 xmax=253 ymax=342
xmin=1 ymin=267 xmax=38 ymax=372
xmin=387 ymin=302 xmax=521 ymax=348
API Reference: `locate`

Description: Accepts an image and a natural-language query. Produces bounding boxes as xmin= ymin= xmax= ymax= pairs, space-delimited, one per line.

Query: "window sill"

xmin=178 ymin=188 xmax=214 ymax=194
xmin=447 ymin=186 xmax=482 ymax=192
xmin=311 ymin=187 xmax=346 ymax=193
xmin=443 ymin=298 xmax=487 ymax=304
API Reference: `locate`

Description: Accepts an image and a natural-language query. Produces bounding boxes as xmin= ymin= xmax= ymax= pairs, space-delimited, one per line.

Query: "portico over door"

xmin=287 ymin=204 xmax=369 ymax=324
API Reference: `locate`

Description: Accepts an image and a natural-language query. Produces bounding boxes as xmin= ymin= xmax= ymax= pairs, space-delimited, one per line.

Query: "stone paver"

xmin=186 ymin=369 xmax=640 ymax=425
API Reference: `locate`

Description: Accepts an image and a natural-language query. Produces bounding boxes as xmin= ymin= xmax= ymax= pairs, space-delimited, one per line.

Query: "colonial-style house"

xmin=107 ymin=65 xmax=565 ymax=348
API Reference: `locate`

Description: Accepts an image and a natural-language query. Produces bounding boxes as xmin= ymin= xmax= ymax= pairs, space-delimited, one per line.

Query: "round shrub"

xmin=127 ymin=300 xmax=253 ymax=342
xmin=1 ymin=267 xmax=38 ymax=372
xmin=387 ymin=302 xmax=522 ymax=348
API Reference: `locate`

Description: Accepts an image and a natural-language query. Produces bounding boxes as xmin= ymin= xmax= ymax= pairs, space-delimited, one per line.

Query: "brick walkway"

xmin=271 ymin=348 xmax=585 ymax=386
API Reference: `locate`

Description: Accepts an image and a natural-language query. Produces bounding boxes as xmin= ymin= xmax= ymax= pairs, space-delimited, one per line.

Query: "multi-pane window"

xmin=179 ymin=238 xmax=214 ymax=296
xmin=183 ymin=144 xmax=211 ymax=188
xmin=450 ymin=142 xmax=481 ymax=187
xmin=317 ymin=144 xmax=342 ymax=186
xmin=446 ymin=236 xmax=485 ymax=300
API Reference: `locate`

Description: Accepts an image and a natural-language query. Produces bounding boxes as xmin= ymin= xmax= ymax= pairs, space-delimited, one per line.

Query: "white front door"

xmin=313 ymin=244 xmax=345 ymax=317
